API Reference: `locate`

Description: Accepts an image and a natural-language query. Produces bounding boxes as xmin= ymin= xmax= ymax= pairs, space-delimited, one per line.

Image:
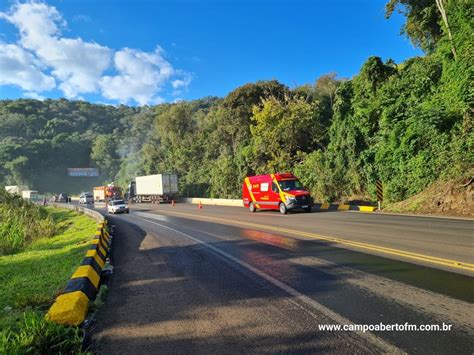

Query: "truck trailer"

xmin=93 ymin=185 xmax=122 ymax=202
xmin=130 ymin=174 xmax=178 ymax=203
xmin=22 ymin=190 xmax=39 ymax=201
xmin=5 ymin=185 xmax=29 ymax=195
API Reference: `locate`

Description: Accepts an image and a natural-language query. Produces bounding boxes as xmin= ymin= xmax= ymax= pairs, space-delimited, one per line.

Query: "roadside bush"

xmin=0 ymin=312 xmax=84 ymax=354
xmin=295 ymin=150 xmax=334 ymax=202
xmin=0 ymin=191 xmax=55 ymax=255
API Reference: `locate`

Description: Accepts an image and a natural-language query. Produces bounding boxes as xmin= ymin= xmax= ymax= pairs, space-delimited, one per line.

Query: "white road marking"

xmin=133 ymin=213 xmax=402 ymax=353
xmin=134 ymin=211 xmax=474 ymax=332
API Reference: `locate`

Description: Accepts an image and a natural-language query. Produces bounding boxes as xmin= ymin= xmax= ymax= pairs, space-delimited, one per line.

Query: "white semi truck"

xmin=22 ymin=190 xmax=39 ymax=201
xmin=5 ymin=185 xmax=29 ymax=195
xmin=129 ymin=174 xmax=178 ymax=203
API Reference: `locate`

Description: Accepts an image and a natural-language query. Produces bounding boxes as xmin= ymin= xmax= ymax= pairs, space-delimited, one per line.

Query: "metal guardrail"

xmin=180 ymin=197 xmax=243 ymax=207
xmin=49 ymin=202 xmax=104 ymax=222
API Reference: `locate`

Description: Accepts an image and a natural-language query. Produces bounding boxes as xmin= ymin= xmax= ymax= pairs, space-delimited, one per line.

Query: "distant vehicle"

xmin=58 ymin=193 xmax=69 ymax=203
xmin=79 ymin=193 xmax=94 ymax=204
xmin=93 ymin=186 xmax=106 ymax=201
xmin=242 ymin=173 xmax=313 ymax=214
xmin=94 ymin=185 xmax=122 ymax=202
xmin=5 ymin=185 xmax=29 ymax=195
xmin=107 ymin=199 xmax=129 ymax=214
xmin=131 ymin=174 xmax=178 ymax=203
xmin=22 ymin=190 xmax=39 ymax=201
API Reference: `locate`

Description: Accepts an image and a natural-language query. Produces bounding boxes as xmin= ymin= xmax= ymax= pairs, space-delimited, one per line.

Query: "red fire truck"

xmin=242 ymin=173 xmax=313 ymax=214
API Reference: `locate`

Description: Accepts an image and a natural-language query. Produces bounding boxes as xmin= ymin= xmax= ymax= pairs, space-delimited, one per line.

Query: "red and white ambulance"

xmin=242 ymin=173 xmax=313 ymax=214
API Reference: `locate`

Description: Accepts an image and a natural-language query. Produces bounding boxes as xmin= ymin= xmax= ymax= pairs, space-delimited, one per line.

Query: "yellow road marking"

xmin=148 ymin=210 xmax=474 ymax=272
xmin=133 ymin=215 xmax=400 ymax=353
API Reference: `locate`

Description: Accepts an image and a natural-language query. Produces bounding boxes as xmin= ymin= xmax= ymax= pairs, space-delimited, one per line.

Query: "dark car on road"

xmin=79 ymin=193 xmax=94 ymax=204
xmin=58 ymin=193 xmax=69 ymax=203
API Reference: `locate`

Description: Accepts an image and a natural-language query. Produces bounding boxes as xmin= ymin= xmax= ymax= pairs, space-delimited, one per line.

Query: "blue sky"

xmin=0 ymin=0 xmax=421 ymax=106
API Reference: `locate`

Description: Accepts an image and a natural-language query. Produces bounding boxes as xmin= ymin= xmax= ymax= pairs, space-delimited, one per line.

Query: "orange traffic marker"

xmin=198 ymin=201 xmax=203 ymax=209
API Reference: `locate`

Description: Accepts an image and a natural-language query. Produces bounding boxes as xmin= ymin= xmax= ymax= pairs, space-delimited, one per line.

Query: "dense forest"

xmin=0 ymin=0 xmax=472 ymax=202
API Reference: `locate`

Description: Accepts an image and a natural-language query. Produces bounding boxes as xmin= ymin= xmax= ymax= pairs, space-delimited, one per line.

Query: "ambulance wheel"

xmin=279 ymin=203 xmax=287 ymax=214
xmin=249 ymin=202 xmax=256 ymax=213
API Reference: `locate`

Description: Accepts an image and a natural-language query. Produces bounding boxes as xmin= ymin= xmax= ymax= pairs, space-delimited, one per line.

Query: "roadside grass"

xmin=383 ymin=177 xmax=473 ymax=217
xmin=0 ymin=207 xmax=97 ymax=353
xmin=384 ymin=196 xmax=423 ymax=213
xmin=0 ymin=191 xmax=56 ymax=255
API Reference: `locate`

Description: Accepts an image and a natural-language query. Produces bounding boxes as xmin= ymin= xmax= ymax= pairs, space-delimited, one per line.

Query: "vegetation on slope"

xmin=0 ymin=207 xmax=97 ymax=353
xmin=0 ymin=189 xmax=55 ymax=255
xmin=384 ymin=174 xmax=474 ymax=217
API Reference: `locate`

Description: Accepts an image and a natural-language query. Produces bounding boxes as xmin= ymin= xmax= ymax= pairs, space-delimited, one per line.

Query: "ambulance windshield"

xmin=278 ymin=179 xmax=305 ymax=191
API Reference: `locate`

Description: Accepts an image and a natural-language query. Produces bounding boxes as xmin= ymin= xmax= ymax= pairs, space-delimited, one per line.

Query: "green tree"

xmin=91 ymin=134 xmax=120 ymax=182
xmin=386 ymin=0 xmax=443 ymax=52
xmin=250 ymin=94 xmax=324 ymax=173
xmin=4 ymin=156 xmax=29 ymax=185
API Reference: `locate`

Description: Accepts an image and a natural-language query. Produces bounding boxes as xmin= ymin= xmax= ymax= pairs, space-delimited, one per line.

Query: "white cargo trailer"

xmin=133 ymin=174 xmax=178 ymax=203
xmin=22 ymin=190 xmax=39 ymax=201
xmin=5 ymin=185 xmax=29 ymax=195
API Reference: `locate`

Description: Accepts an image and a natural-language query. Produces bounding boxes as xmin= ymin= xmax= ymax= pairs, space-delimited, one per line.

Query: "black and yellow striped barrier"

xmin=314 ymin=203 xmax=377 ymax=212
xmin=46 ymin=221 xmax=112 ymax=326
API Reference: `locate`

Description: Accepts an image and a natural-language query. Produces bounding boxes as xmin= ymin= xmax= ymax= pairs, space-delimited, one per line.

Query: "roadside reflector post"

xmin=376 ymin=180 xmax=383 ymax=211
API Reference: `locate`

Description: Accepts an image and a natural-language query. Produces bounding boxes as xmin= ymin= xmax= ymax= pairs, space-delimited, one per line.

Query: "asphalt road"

xmin=91 ymin=204 xmax=473 ymax=354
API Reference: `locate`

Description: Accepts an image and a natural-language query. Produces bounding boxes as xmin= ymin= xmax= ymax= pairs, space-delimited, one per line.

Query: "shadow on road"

xmin=90 ymin=215 xmax=474 ymax=354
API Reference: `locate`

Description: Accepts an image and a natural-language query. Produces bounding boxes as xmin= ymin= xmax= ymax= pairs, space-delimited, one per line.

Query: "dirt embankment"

xmin=384 ymin=177 xmax=474 ymax=218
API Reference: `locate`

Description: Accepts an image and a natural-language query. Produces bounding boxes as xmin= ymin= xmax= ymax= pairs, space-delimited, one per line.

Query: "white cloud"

xmin=171 ymin=71 xmax=192 ymax=95
xmin=171 ymin=79 xmax=186 ymax=89
xmin=153 ymin=96 xmax=166 ymax=105
xmin=24 ymin=91 xmax=46 ymax=100
xmin=52 ymin=38 xmax=111 ymax=97
xmin=100 ymin=47 xmax=174 ymax=105
xmin=0 ymin=1 xmax=192 ymax=104
xmin=0 ymin=2 xmax=64 ymax=43
xmin=1 ymin=1 xmax=111 ymax=98
xmin=0 ymin=43 xmax=55 ymax=91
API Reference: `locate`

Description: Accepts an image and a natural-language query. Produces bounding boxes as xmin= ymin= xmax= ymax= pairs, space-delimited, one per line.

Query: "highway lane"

xmin=128 ymin=203 xmax=474 ymax=275
xmin=91 ymin=207 xmax=474 ymax=354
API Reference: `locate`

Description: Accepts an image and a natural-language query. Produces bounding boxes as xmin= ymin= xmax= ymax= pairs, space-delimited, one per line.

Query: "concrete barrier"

xmin=313 ymin=203 xmax=377 ymax=212
xmin=46 ymin=204 xmax=111 ymax=326
xmin=180 ymin=198 xmax=376 ymax=212
xmin=180 ymin=197 xmax=243 ymax=207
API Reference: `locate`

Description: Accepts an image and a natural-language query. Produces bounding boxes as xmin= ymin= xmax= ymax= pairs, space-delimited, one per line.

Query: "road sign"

xmin=376 ymin=180 xmax=383 ymax=201
xmin=67 ymin=168 xmax=99 ymax=177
